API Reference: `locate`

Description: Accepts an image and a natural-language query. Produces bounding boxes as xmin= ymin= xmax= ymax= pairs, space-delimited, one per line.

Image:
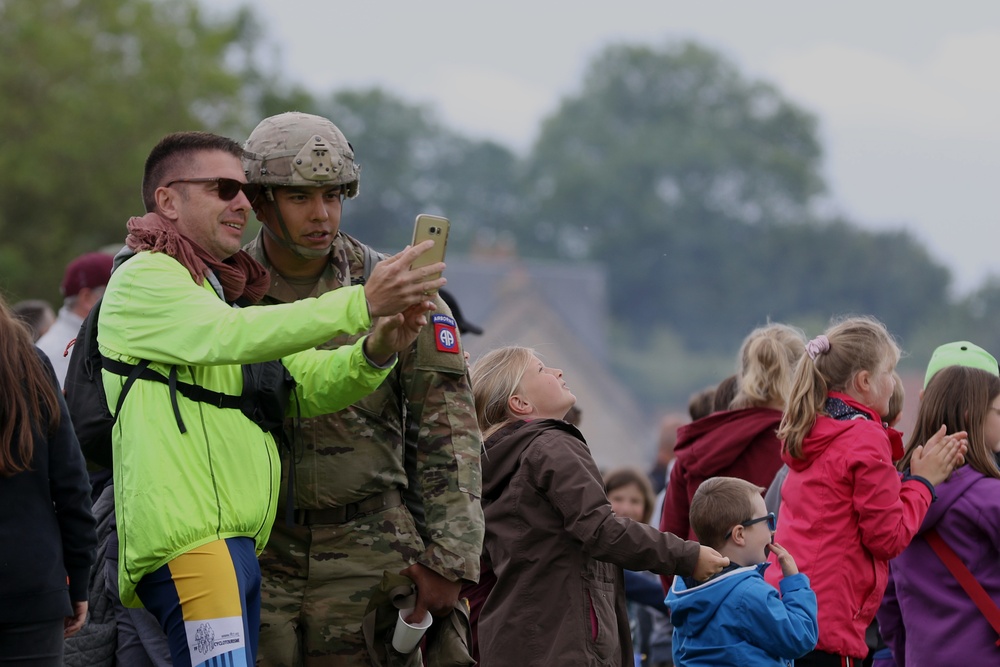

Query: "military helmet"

xmin=243 ymin=112 xmax=361 ymax=198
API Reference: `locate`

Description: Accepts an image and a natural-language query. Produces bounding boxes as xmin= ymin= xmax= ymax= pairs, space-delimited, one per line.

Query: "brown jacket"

xmin=477 ymin=420 xmax=701 ymax=666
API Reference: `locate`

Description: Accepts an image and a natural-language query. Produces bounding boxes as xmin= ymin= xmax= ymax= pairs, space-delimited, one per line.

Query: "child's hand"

xmin=910 ymin=425 xmax=968 ymax=486
xmin=767 ymin=542 xmax=799 ymax=577
xmin=692 ymin=545 xmax=730 ymax=581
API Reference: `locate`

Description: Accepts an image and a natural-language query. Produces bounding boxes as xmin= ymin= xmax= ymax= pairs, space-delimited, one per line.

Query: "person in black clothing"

xmin=0 ymin=293 xmax=97 ymax=665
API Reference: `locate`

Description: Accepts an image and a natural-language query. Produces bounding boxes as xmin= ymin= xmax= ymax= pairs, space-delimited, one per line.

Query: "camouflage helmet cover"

xmin=243 ymin=111 xmax=360 ymax=197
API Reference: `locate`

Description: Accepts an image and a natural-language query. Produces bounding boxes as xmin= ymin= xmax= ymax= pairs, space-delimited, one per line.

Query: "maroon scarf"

xmin=125 ymin=213 xmax=269 ymax=304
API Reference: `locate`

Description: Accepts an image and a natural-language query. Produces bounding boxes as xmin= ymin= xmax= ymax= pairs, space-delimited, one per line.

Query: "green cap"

xmin=923 ymin=341 xmax=999 ymax=388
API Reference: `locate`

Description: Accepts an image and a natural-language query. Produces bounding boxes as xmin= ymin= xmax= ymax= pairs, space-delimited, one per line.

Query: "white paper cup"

xmin=392 ymin=607 xmax=432 ymax=654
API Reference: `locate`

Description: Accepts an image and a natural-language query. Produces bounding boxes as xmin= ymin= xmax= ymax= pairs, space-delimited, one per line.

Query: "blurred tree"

xmin=755 ymin=221 xmax=951 ymax=344
xmin=518 ymin=41 xmax=951 ymax=352
xmin=946 ymin=279 xmax=1000 ymax=358
xmin=0 ymin=0 xmax=261 ymax=303
xmin=306 ymin=88 xmax=524 ymax=253
xmin=0 ymin=4 xmax=967 ymax=392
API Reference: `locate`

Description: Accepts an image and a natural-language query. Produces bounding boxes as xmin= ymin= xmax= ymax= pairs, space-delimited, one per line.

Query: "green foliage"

xmin=930 ymin=279 xmax=1000 ymax=362
xmin=611 ymin=323 xmax=736 ymax=413
xmin=0 ymin=0 xmax=260 ymax=303
xmin=522 ymin=41 xmax=824 ymax=253
xmin=306 ymin=89 xmax=524 ymax=253
xmin=516 ymin=40 xmax=953 ymax=356
xmin=0 ymin=6 xmax=981 ymax=415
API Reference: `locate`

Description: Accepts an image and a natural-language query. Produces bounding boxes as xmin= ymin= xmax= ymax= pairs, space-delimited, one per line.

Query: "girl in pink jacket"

xmin=764 ymin=316 xmax=966 ymax=667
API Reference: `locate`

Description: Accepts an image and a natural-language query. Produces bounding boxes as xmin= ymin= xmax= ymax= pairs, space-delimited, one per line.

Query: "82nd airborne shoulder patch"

xmin=433 ymin=313 xmax=460 ymax=353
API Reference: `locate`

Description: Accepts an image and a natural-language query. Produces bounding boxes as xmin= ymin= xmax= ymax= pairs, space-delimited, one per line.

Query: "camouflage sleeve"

xmin=402 ymin=307 xmax=484 ymax=583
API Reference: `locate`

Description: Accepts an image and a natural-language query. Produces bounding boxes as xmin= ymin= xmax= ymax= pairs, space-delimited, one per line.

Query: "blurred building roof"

xmin=446 ymin=255 xmax=651 ymax=470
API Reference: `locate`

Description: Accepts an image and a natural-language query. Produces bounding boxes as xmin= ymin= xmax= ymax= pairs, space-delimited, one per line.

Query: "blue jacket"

xmin=666 ymin=563 xmax=818 ymax=666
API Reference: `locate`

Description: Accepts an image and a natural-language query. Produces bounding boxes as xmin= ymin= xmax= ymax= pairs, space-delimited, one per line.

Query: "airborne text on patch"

xmin=433 ymin=314 xmax=460 ymax=354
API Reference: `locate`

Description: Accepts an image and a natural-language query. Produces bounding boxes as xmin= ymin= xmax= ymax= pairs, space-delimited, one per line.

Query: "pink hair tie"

xmin=806 ymin=335 xmax=830 ymax=361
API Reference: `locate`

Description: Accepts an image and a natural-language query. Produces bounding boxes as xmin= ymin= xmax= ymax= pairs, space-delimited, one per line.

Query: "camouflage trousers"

xmin=256 ymin=503 xmax=424 ymax=667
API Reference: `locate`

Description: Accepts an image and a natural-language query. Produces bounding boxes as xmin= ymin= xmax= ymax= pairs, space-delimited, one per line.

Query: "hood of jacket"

xmin=480 ymin=418 xmax=585 ymax=502
xmin=782 ymin=392 xmax=885 ymax=472
xmin=667 ymin=563 xmax=767 ymax=634
xmin=921 ymin=464 xmax=983 ymax=531
xmin=674 ymin=408 xmax=783 ymax=478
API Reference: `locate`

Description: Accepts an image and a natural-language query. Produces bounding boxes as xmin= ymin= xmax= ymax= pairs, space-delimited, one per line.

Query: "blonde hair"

xmin=730 ymin=323 xmax=807 ymax=411
xmin=884 ymin=370 xmax=905 ymax=425
xmin=778 ymin=316 xmax=900 ymax=459
xmin=470 ymin=346 xmax=537 ymax=438
xmin=690 ymin=477 xmax=765 ymax=550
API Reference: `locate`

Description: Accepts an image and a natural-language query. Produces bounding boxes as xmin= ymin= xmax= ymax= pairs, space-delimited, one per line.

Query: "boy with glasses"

xmin=666 ymin=477 xmax=818 ymax=666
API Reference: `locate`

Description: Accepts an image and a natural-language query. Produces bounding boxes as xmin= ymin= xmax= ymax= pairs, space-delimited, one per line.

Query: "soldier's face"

xmin=263 ymin=185 xmax=344 ymax=253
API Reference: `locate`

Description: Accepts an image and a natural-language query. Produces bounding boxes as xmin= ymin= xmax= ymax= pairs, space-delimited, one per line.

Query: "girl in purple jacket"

xmin=877 ymin=365 xmax=1000 ymax=667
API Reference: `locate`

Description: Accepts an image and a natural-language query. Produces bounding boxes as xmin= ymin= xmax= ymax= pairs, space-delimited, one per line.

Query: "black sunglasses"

xmin=166 ymin=177 xmax=261 ymax=204
xmin=724 ymin=512 xmax=776 ymax=540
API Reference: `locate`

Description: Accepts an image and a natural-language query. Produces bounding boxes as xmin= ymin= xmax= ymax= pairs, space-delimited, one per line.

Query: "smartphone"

xmin=410 ymin=214 xmax=450 ymax=292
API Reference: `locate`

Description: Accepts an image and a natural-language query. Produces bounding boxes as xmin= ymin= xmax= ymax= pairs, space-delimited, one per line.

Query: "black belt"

xmin=293 ymin=489 xmax=402 ymax=526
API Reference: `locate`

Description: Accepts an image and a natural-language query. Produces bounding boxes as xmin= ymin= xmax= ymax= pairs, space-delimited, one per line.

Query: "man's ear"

xmin=77 ymin=287 xmax=101 ymax=313
xmin=154 ymin=185 xmax=181 ymax=221
xmin=508 ymin=393 xmax=533 ymax=418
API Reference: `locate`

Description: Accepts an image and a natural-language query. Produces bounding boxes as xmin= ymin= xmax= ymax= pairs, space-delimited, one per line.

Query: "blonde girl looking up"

xmin=469 ymin=346 xmax=728 ymax=667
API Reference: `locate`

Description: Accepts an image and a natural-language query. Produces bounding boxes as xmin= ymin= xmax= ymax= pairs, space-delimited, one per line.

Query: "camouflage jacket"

xmin=245 ymin=231 xmax=484 ymax=583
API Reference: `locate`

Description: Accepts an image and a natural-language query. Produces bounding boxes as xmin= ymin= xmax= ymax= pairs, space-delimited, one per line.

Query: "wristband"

xmin=902 ymin=471 xmax=937 ymax=502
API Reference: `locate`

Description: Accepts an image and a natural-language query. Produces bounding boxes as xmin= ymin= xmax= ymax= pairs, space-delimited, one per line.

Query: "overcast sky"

xmin=215 ymin=0 xmax=1000 ymax=295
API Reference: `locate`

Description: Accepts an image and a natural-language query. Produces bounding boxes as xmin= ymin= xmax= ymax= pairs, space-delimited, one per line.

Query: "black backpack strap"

xmin=112 ymin=359 xmax=152 ymax=420
xmin=102 ymin=355 xmax=241 ymax=434
xmin=167 ymin=365 xmax=186 ymax=434
xmin=82 ymin=298 xmax=103 ymax=381
xmin=352 ymin=243 xmax=386 ymax=286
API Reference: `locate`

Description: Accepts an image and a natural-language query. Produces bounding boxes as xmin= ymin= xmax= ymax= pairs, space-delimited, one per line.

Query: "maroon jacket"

xmin=478 ymin=419 xmax=700 ymax=666
xmin=658 ymin=408 xmax=784 ymax=591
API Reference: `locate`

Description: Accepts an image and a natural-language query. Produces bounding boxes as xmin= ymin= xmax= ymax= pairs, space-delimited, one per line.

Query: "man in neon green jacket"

xmin=97 ymin=131 xmax=445 ymax=667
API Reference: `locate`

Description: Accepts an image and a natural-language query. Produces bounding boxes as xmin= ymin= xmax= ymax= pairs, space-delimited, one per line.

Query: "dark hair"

xmin=688 ymin=384 xmax=717 ymax=421
xmin=603 ymin=466 xmax=656 ymax=524
xmin=0 ymin=294 xmax=60 ymax=476
xmin=11 ymin=299 xmax=54 ymax=342
xmin=900 ymin=365 xmax=1000 ymax=480
xmin=141 ymin=131 xmax=245 ymax=212
xmin=690 ymin=476 xmax=764 ymax=550
xmin=884 ymin=370 xmax=905 ymax=425
xmin=712 ymin=374 xmax=739 ymax=413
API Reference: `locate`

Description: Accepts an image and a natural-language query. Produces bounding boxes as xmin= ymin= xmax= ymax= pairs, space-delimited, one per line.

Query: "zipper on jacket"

xmin=253 ymin=434 xmax=276 ymax=541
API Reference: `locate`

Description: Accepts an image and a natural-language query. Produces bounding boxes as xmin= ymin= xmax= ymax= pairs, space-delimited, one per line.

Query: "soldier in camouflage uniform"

xmin=242 ymin=112 xmax=484 ymax=667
